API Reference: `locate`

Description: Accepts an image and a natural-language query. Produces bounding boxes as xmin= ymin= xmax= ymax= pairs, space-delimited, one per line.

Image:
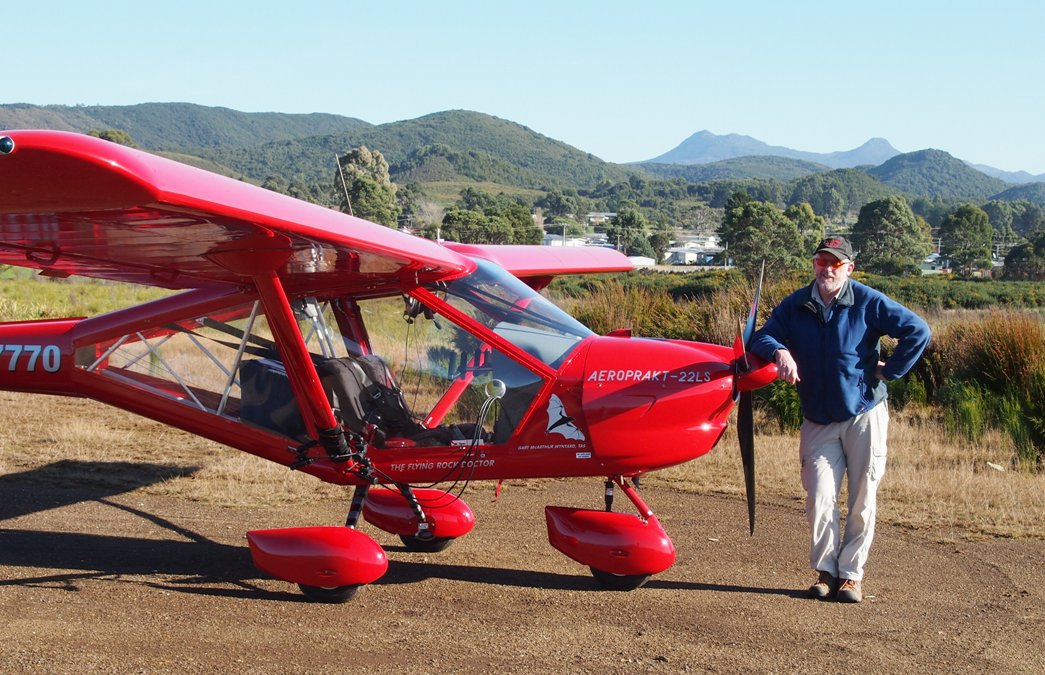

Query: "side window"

xmin=357 ymin=295 xmax=544 ymax=444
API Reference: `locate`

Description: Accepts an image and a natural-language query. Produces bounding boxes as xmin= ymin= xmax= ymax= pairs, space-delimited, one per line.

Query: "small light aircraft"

xmin=0 ymin=130 xmax=776 ymax=602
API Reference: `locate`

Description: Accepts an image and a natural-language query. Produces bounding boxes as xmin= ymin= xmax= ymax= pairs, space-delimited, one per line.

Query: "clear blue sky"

xmin=7 ymin=1 xmax=1044 ymax=173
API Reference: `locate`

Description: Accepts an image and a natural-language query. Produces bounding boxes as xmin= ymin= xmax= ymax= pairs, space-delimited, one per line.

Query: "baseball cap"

xmin=814 ymin=236 xmax=855 ymax=262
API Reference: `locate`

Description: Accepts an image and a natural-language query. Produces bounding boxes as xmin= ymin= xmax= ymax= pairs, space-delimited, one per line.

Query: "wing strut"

xmin=252 ymin=270 xmax=351 ymax=462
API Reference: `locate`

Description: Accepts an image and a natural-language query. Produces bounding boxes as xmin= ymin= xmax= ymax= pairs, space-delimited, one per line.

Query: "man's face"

xmin=813 ymin=253 xmax=854 ymax=297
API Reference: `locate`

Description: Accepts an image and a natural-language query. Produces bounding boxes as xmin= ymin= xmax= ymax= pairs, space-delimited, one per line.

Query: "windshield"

xmin=435 ymin=259 xmax=593 ymax=368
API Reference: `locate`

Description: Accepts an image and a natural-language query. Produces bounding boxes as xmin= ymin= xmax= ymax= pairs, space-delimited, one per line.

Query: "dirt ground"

xmin=0 ymin=472 xmax=1042 ymax=674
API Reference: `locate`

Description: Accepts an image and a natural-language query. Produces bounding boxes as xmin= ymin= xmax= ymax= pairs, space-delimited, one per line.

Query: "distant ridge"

xmin=645 ymin=130 xmax=901 ymax=169
xmin=968 ymin=162 xmax=1045 ymax=185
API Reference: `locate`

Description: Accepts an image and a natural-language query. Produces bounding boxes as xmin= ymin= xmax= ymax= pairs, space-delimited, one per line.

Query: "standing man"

xmin=750 ymin=236 xmax=930 ymax=603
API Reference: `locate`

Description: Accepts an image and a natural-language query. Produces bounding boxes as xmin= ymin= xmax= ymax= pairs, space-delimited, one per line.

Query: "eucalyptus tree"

xmin=606 ymin=207 xmax=656 ymax=258
xmin=88 ymin=128 xmax=138 ymax=148
xmin=783 ymin=202 xmax=827 ymax=256
xmin=440 ymin=208 xmax=512 ymax=244
xmin=940 ymin=203 xmax=994 ymax=278
xmin=719 ymin=197 xmax=805 ymax=279
xmin=850 ymin=196 xmax=932 ymax=275
xmin=335 ymin=146 xmax=400 ymax=227
xmin=1003 ymin=228 xmax=1045 ymax=280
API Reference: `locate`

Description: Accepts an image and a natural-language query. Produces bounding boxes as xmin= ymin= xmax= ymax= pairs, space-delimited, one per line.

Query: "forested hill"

xmin=196 ymin=110 xmax=635 ymax=189
xmin=0 ymin=102 xmax=371 ymax=149
xmin=3 ymin=102 xmax=1041 ymax=207
xmin=993 ymin=182 xmax=1045 ymax=204
xmin=638 ymin=156 xmax=830 ymax=182
xmin=867 ymin=149 xmax=1010 ymax=199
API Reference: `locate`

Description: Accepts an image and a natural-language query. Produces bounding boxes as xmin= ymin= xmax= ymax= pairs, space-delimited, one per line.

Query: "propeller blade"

xmin=742 ymin=260 xmax=766 ymax=348
xmin=732 ymin=260 xmax=763 ymax=533
xmin=738 ymin=390 xmax=756 ymax=535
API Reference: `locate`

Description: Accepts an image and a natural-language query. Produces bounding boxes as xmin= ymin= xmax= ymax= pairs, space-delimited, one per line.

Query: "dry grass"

xmin=650 ymin=406 xmax=1045 ymax=540
xmin=2 ymin=389 xmax=1042 ymax=540
xmin=0 ymin=390 xmax=348 ymax=507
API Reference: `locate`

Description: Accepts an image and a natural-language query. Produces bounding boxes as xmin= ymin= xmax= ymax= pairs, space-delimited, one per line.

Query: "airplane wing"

xmin=441 ymin=242 xmax=633 ymax=290
xmin=0 ymin=130 xmax=474 ymax=291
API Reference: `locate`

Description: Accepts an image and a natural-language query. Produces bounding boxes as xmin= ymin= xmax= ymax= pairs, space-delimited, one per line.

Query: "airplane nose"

xmin=580 ymin=335 xmax=737 ymax=473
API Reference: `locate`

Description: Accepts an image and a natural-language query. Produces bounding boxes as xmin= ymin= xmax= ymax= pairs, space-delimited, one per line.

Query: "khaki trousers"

xmin=799 ymin=402 xmax=889 ymax=581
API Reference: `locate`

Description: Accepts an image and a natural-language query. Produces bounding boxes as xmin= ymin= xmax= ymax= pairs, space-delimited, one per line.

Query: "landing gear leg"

xmin=588 ymin=476 xmax=662 ymax=591
xmin=345 ymin=484 xmax=370 ymax=527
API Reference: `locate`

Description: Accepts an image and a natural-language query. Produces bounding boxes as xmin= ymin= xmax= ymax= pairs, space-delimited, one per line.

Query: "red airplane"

xmin=0 ymin=130 xmax=776 ymax=602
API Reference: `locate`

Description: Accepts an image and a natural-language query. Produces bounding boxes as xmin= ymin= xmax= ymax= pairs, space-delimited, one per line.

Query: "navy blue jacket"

xmin=749 ymin=279 xmax=930 ymax=424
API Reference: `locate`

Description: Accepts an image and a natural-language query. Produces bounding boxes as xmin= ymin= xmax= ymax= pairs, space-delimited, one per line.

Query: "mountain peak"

xmin=647 ymin=132 xmax=900 ymax=169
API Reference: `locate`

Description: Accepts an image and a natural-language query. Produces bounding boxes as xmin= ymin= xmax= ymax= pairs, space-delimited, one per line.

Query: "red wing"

xmin=0 ymin=130 xmax=474 ymax=291
xmin=441 ymin=243 xmax=633 ymax=290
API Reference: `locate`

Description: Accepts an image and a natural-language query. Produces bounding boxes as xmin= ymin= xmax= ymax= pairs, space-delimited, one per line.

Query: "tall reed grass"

xmin=557 ymin=277 xmax=1045 ymax=469
xmin=920 ymin=311 xmax=1045 ymax=466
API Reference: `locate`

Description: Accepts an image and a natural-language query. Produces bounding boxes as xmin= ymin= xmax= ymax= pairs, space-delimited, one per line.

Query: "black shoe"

xmin=837 ymin=578 xmax=863 ymax=603
xmin=807 ymin=571 xmax=837 ymax=600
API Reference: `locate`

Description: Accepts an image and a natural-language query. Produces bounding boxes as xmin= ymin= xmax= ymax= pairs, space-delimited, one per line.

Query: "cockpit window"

xmin=434 ymin=259 xmax=593 ymax=368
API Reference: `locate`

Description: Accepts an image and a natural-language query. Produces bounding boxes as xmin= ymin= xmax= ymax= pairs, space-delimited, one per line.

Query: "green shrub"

xmin=887 ymin=373 xmax=928 ymax=409
xmin=757 ymin=380 xmax=803 ymax=432
xmin=938 ymin=381 xmax=988 ymax=443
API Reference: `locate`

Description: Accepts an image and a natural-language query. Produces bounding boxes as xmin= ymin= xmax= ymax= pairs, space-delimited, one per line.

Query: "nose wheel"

xmin=589 ymin=567 xmax=651 ymax=591
xmin=399 ymin=533 xmax=455 ymax=552
xmin=298 ymin=583 xmax=361 ymax=603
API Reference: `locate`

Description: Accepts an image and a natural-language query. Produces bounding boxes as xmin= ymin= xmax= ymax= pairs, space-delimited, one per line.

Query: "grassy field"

xmin=2 ymin=388 xmax=1041 ymax=540
xmin=1 ymin=272 xmax=1042 ymax=540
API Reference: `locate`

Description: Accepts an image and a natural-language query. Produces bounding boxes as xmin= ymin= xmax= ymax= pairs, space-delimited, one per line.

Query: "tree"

xmin=88 ymin=128 xmax=138 ymax=148
xmin=719 ymin=200 xmax=805 ymax=278
xmin=648 ymin=220 xmax=674 ymax=264
xmin=783 ymin=202 xmax=826 ymax=256
xmin=537 ymin=189 xmax=585 ymax=219
xmin=1003 ymin=228 xmax=1045 ymax=280
xmin=452 ymin=188 xmax=541 ymax=244
xmin=606 ymin=207 xmax=652 ymax=257
xmin=261 ymin=175 xmax=326 ymax=204
xmin=981 ymin=200 xmax=1014 ymax=233
xmin=850 ymin=196 xmax=932 ymax=276
xmin=1011 ymin=201 xmax=1045 ymax=236
xmin=939 ymin=204 xmax=993 ymax=278
xmin=335 ymin=146 xmax=400 ymax=227
xmin=440 ymin=208 xmax=512 ymax=244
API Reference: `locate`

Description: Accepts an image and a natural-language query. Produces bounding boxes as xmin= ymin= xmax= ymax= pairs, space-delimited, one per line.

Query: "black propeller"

xmin=735 ymin=262 xmax=764 ymax=535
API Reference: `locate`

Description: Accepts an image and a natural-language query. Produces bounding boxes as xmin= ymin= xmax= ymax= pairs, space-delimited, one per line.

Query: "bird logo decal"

xmin=546 ymin=394 xmax=585 ymax=441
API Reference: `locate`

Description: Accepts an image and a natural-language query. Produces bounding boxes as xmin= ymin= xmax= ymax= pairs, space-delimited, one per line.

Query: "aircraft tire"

xmin=398 ymin=534 xmax=454 ymax=553
xmin=589 ymin=567 xmax=651 ymax=591
xmin=297 ymin=584 xmax=361 ymax=603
